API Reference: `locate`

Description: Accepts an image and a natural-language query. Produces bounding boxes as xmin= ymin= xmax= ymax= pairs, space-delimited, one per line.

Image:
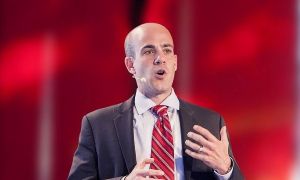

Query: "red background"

xmin=0 ymin=0 xmax=297 ymax=179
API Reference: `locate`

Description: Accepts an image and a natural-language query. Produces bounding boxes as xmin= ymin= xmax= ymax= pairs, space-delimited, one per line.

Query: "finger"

xmin=138 ymin=158 xmax=154 ymax=169
xmin=187 ymin=131 xmax=211 ymax=148
xmin=147 ymin=177 xmax=164 ymax=180
xmin=193 ymin=125 xmax=218 ymax=142
xmin=185 ymin=139 xmax=207 ymax=154
xmin=185 ymin=149 xmax=207 ymax=162
xmin=137 ymin=169 xmax=164 ymax=177
xmin=220 ymin=126 xmax=229 ymax=147
xmin=185 ymin=149 xmax=220 ymax=171
xmin=148 ymin=169 xmax=165 ymax=176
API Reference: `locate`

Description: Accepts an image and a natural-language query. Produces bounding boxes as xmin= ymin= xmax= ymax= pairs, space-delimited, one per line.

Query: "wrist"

xmin=216 ymin=156 xmax=232 ymax=175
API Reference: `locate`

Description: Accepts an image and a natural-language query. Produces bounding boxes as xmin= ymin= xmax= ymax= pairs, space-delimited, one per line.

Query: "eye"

xmin=163 ymin=48 xmax=173 ymax=54
xmin=144 ymin=49 xmax=155 ymax=55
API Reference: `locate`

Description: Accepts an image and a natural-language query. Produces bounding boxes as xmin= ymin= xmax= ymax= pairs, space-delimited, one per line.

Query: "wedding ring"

xmin=198 ymin=145 xmax=204 ymax=153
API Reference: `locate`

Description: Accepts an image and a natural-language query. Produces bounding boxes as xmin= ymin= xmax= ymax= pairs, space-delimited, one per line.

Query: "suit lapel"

xmin=179 ymin=100 xmax=196 ymax=180
xmin=114 ymin=96 xmax=137 ymax=173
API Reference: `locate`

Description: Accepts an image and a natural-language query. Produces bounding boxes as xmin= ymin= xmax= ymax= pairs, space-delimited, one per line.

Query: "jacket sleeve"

xmin=68 ymin=116 xmax=98 ymax=180
xmin=68 ymin=116 xmax=126 ymax=180
xmin=220 ymin=116 xmax=245 ymax=180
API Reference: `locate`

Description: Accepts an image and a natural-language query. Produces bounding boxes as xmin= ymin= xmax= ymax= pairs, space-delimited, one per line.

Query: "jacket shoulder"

xmin=85 ymin=103 xmax=122 ymax=121
xmin=84 ymin=96 xmax=134 ymax=124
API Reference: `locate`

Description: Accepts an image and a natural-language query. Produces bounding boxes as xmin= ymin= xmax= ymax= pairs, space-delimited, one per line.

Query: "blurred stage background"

xmin=0 ymin=0 xmax=299 ymax=179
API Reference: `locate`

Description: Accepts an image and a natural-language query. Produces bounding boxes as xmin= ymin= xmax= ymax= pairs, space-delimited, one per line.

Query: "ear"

xmin=173 ymin=54 xmax=178 ymax=71
xmin=124 ymin=57 xmax=136 ymax=74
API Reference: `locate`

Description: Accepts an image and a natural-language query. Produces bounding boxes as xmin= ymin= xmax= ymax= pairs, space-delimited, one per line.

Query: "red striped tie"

xmin=150 ymin=105 xmax=174 ymax=180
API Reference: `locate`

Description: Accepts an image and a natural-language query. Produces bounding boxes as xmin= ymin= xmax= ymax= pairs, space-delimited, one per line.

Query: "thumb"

xmin=220 ymin=126 xmax=229 ymax=146
xmin=138 ymin=158 xmax=154 ymax=169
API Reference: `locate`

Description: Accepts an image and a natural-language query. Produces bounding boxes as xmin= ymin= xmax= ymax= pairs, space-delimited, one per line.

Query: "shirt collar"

xmin=134 ymin=88 xmax=180 ymax=115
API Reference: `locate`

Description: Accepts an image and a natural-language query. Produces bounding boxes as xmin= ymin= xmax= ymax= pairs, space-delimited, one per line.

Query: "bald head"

xmin=124 ymin=23 xmax=174 ymax=58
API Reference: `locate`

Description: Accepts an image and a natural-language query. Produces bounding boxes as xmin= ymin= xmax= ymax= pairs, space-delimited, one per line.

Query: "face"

xmin=125 ymin=24 xmax=177 ymax=98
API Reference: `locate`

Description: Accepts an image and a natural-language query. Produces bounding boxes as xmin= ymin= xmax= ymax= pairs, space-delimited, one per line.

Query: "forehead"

xmin=132 ymin=25 xmax=174 ymax=50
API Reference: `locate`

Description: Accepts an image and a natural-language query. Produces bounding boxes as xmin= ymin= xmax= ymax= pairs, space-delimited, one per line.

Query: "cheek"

xmin=169 ymin=62 xmax=177 ymax=72
xmin=135 ymin=59 xmax=152 ymax=71
xmin=137 ymin=65 xmax=151 ymax=76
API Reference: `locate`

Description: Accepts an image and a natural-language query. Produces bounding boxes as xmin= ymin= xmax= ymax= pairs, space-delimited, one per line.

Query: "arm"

xmin=68 ymin=117 xmax=163 ymax=180
xmin=68 ymin=116 xmax=98 ymax=180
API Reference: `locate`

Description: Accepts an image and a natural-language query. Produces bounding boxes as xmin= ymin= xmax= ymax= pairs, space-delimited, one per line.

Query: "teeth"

xmin=157 ymin=69 xmax=165 ymax=74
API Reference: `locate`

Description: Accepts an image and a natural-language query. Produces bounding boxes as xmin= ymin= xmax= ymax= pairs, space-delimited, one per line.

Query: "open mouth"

xmin=154 ymin=69 xmax=167 ymax=79
xmin=156 ymin=69 xmax=166 ymax=76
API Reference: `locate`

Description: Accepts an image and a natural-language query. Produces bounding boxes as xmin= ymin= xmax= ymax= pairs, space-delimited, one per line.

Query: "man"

xmin=69 ymin=23 xmax=243 ymax=180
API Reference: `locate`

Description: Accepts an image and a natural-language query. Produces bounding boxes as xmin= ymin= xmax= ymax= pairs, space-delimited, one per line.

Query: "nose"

xmin=153 ymin=56 xmax=166 ymax=65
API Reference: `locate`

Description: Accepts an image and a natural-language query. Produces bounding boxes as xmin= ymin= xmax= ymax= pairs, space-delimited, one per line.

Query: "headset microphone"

xmin=135 ymin=77 xmax=146 ymax=83
xmin=132 ymin=75 xmax=146 ymax=83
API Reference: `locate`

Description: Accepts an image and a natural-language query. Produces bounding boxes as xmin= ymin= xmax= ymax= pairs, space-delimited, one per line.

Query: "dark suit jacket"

xmin=68 ymin=96 xmax=244 ymax=180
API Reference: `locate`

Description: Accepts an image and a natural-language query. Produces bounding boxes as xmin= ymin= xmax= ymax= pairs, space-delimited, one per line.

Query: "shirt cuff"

xmin=214 ymin=157 xmax=234 ymax=180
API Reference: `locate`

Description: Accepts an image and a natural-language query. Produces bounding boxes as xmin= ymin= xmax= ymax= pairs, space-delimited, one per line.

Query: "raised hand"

xmin=185 ymin=125 xmax=231 ymax=175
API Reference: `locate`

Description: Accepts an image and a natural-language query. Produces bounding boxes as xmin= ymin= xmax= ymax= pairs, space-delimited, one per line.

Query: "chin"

xmin=150 ymin=79 xmax=173 ymax=94
xmin=154 ymin=86 xmax=172 ymax=95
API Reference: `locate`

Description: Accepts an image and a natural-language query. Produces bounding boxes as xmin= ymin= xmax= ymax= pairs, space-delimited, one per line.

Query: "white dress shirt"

xmin=132 ymin=89 xmax=232 ymax=180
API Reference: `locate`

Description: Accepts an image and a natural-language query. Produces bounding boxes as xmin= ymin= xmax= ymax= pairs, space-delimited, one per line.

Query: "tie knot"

xmin=151 ymin=105 xmax=168 ymax=118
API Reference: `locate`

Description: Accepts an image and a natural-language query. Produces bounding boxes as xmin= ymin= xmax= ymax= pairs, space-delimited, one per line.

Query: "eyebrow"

xmin=161 ymin=43 xmax=173 ymax=48
xmin=141 ymin=44 xmax=155 ymax=50
xmin=141 ymin=43 xmax=174 ymax=51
